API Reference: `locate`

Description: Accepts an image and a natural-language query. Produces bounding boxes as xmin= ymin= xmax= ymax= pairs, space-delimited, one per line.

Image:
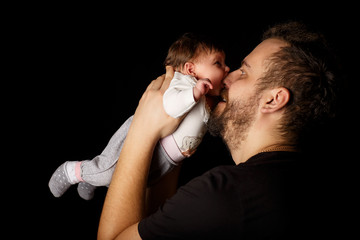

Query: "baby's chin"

xmin=207 ymin=88 xmax=221 ymax=97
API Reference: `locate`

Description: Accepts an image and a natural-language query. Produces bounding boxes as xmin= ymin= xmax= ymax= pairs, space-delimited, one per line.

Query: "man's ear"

xmin=183 ymin=62 xmax=196 ymax=77
xmin=261 ymin=87 xmax=290 ymax=113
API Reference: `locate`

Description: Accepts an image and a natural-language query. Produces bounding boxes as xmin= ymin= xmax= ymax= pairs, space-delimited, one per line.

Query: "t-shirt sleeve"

xmin=138 ymin=167 xmax=241 ymax=239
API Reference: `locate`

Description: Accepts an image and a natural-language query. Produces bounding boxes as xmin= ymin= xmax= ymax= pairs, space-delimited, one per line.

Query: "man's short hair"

xmin=258 ymin=21 xmax=339 ymax=145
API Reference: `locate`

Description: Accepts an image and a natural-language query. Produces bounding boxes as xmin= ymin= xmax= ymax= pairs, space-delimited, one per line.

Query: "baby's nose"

xmin=225 ymin=65 xmax=230 ymax=74
xmin=223 ymin=76 xmax=232 ymax=89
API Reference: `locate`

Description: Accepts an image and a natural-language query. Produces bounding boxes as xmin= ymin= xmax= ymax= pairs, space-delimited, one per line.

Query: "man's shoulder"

xmin=181 ymin=164 xmax=248 ymax=197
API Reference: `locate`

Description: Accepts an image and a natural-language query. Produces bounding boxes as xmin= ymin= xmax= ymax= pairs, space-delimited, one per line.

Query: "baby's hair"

xmin=164 ymin=32 xmax=224 ymax=70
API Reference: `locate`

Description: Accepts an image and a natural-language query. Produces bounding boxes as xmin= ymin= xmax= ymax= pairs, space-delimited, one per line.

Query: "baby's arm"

xmin=193 ymin=78 xmax=213 ymax=102
xmin=163 ymin=73 xmax=213 ymax=119
xmin=163 ymin=73 xmax=195 ymax=118
xmin=163 ymin=86 xmax=195 ymax=118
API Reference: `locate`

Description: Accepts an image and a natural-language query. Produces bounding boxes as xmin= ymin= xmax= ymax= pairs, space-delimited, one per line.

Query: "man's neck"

xmin=230 ymin=128 xmax=294 ymax=165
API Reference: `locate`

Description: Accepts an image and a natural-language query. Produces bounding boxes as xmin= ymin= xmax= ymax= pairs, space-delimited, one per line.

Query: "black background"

xmin=10 ymin=2 xmax=357 ymax=239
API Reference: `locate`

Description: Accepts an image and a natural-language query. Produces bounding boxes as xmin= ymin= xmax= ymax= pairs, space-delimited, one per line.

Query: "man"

xmin=98 ymin=22 xmax=338 ymax=239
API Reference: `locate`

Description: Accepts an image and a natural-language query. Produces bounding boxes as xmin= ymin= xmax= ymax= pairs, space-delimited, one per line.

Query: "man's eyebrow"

xmin=241 ymin=60 xmax=251 ymax=69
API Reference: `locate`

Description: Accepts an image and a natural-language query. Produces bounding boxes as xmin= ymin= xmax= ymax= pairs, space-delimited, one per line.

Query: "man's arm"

xmin=97 ymin=66 xmax=180 ymax=240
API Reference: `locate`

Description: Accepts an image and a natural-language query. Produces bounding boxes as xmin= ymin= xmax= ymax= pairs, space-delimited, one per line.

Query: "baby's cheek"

xmin=211 ymin=77 xmax=224 ymax=92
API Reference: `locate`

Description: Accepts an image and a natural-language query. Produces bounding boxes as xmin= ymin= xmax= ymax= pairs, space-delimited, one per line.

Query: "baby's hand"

xmin=193 ymin=78 xmax=213 ymax=102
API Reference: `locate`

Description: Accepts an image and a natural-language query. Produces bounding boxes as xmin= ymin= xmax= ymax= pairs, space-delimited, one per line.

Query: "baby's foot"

xmin=48 ymin=161 xmax=82 ymax=197
xmin=77 ymin=182 xmax=97 ymax=200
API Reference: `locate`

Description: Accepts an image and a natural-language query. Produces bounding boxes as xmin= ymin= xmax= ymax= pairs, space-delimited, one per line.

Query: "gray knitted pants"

xmin=81 ymin=115 xmax=175 ymax=187
xmin=49 ymin=115 xmax=177 ymax=200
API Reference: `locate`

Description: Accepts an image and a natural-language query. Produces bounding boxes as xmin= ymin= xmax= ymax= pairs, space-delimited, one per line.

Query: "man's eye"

xmin=240 ymin=69 xmax=246 ymax=75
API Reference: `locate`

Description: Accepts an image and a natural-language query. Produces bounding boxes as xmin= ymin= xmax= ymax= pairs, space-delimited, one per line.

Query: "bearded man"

xmin=98 ymin=22 xmax=338 ymax=239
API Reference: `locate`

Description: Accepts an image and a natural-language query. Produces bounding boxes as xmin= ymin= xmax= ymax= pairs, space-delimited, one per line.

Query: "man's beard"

xmin=207 ymin=93 xmax=260 ymax=150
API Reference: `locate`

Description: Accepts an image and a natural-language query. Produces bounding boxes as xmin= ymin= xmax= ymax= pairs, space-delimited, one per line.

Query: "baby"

xmin=49 ymin=33 xmax=229 ymax=200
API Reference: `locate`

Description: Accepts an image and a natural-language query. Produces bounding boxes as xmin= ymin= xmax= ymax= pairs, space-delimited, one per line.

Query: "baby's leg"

xmin=80 ymin=119 xmax=190 ymax=187
xmin=80 ymin=118 xmax=182 ymax=187
xmin=48 ymin=116 xmax=133 ymax=199
xmin=78 ymin=116 xmax=133 ymax=195
xmin=49 ymin=114 xmax=197 ymax=199
xmin=77 ymin=182 xmax=97 ymax=200
xmin=80 ymin=117 xmax=176 ymax=187
xmin=149 ymin=102 xmax=208 ymax=184
xmin=147 ymin=142 xmax=177 ymax=186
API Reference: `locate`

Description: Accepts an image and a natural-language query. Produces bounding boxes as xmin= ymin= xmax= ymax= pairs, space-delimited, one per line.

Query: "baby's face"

xmin=194 ymin=51 xmax=230 ymax=96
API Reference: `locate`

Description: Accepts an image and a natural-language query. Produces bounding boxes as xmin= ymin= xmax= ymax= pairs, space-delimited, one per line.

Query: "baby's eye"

xmin=215 ymin=61 xmax=222 ymax=66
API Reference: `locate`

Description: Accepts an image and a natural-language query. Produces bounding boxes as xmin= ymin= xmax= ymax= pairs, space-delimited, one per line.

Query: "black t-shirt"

xmin=139 ymin=152 xmax=322 ymax=239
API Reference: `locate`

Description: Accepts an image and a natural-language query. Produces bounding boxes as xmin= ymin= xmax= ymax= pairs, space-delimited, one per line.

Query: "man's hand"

xmin=193 ymin=78 xmax=213 ymax=102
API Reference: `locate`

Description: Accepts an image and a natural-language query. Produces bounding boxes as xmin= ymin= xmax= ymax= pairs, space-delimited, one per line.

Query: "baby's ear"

xmin=183 ymin=62 xmax=196 ymax=77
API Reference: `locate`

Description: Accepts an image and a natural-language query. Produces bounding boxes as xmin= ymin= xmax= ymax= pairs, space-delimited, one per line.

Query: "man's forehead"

xmin=246 ymin=38 xmax=287 ymax=67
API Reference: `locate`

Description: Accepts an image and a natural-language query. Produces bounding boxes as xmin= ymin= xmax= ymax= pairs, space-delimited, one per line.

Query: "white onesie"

xmin=160 ymin=72 xmax=210 ymax=164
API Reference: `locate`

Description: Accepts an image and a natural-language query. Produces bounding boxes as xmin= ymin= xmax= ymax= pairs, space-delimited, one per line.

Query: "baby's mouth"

xmin=206 ymin=89 xmax=228 ymax=110
xmin=220 ymin=89 xmax=228 ymax=103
